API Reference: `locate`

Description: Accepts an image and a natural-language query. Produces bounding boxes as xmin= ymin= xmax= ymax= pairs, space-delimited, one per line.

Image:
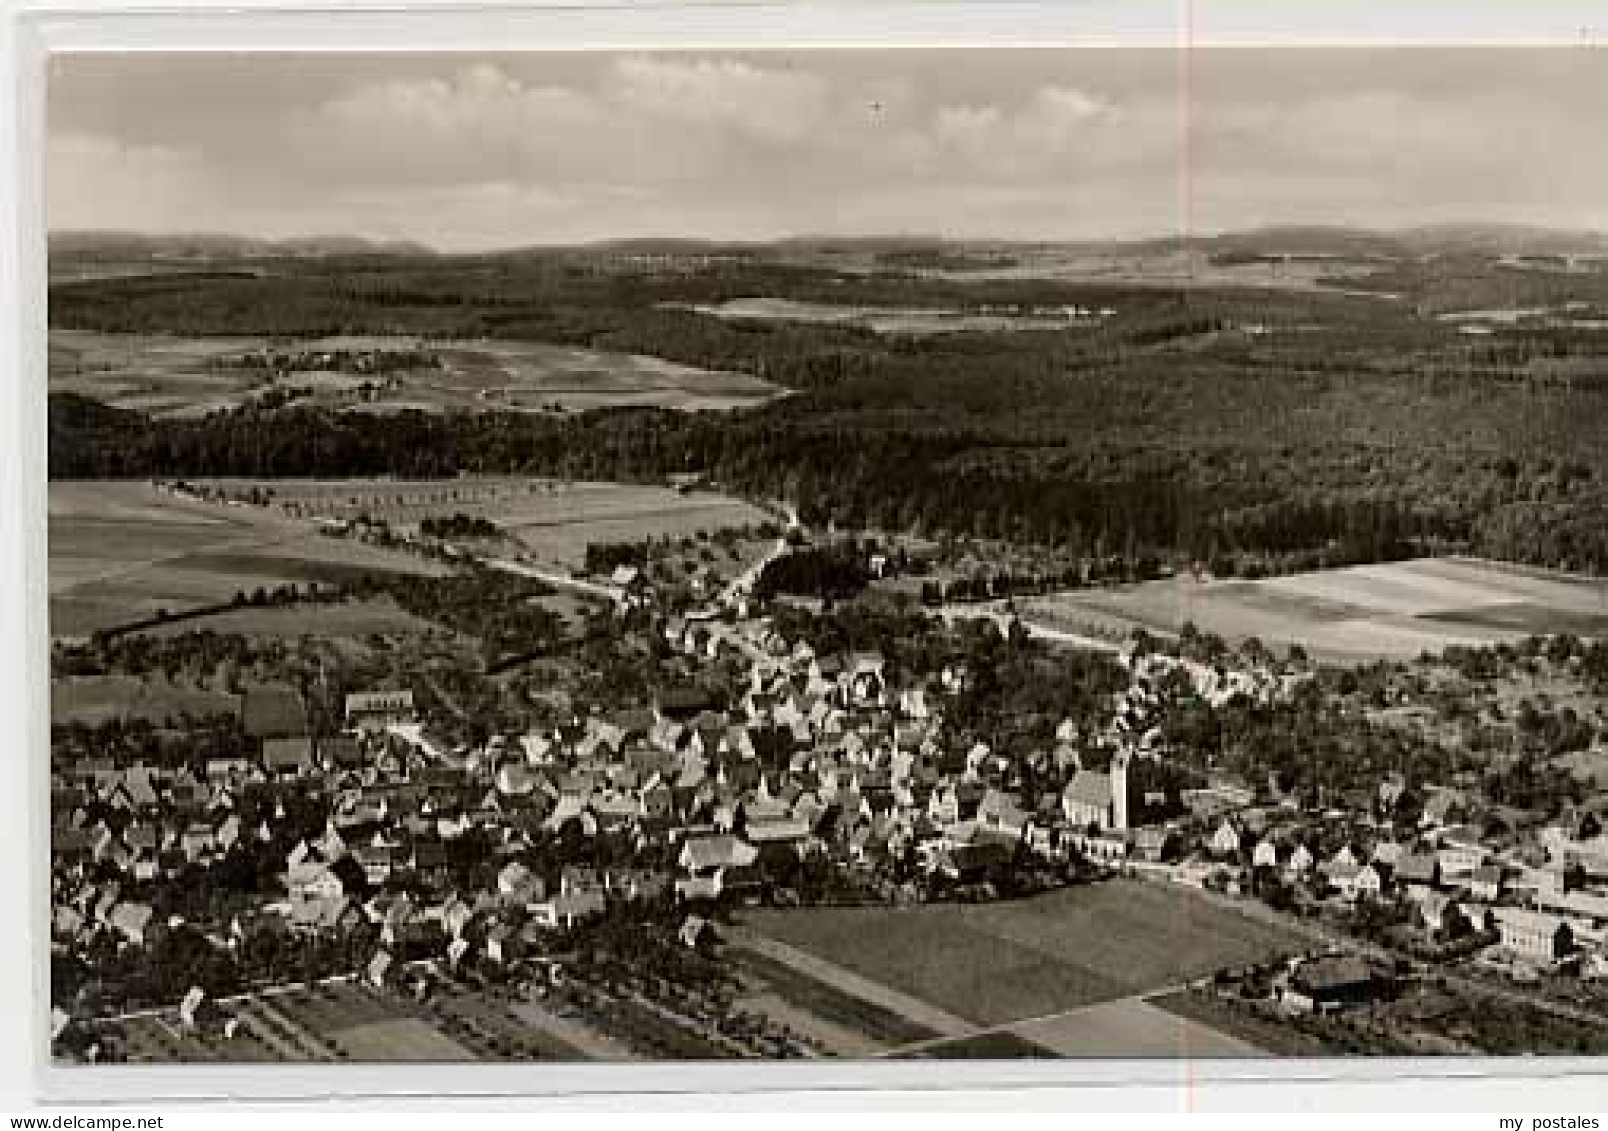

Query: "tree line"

xmin=48 ymin=254 xmax=1608 ymax=576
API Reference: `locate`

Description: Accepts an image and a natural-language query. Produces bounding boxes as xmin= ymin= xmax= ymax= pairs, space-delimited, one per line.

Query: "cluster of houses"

xmin=50 ymin=618 xmax=1207 ymax=985
xmin=1160 ymin=785 xmax=1608 ymax=974
xmin=51 ymin=589 xmax=1608 ymax=1028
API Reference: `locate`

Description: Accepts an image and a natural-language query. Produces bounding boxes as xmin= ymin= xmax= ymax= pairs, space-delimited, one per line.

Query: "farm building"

xmin=320 ymin=735 xmax=365 ymax=771
xmin=262 ymin=737 xmax=315 ymax=777
xmin=1283 ymin=956 xmax=1382 ymax=1013
xmin=1493 ymin=908 xmax=1576 ymax=964
xmin=345 ymin=689 xmax=415 ymax=730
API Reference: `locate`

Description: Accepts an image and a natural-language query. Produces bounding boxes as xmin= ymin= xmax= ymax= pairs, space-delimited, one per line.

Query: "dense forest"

xmin=48 ymin=252 xmax=1608 ymax=575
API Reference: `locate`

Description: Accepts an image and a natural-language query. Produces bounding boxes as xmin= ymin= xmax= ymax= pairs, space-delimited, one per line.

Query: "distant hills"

xmin=49 ymin=223 xmax=1608 ymax=265
xmin=518 ymin=224 xmax=1608 ymax=262
xmin=49 ymin=230 xmax=437 ymax=261
xmin=1177 ymin=223 xmax=1608 ymax=260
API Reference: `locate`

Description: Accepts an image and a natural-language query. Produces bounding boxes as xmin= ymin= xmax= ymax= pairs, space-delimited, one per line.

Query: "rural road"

xmin=932 ymin=600 xmax=1121 ymax=652
xmin=482 ymin=556 xmax=623 ymax=603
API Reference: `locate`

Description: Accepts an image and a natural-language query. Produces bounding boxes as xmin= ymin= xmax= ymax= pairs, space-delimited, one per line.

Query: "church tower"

xmin=1110 ymin=750 xmax=1130 ymax=832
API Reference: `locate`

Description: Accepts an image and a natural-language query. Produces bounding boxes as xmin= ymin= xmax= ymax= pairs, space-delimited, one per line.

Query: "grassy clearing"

xmin=1010 ymin=997 xmax=1267 ymax=1058
xmin=1149 ymin=989 xmax=1329 ymax=1057
xmin=733 ymin=949 xmax=942 ymax=1048
xmin=913 ymin=1031 xmax=1059 ymax=1059
xmin=211 ymin=477 xmax=774 ymax=571
xmin=744 ymin=880 xmax=1304 ymax=1029
xmin=51 ymin=673 xmax=240 ymax=726
xmin=1027 ymin=557 xmax=1608 ymax=663
xmin=685 ymin=297 xmax=1096 ymax=337
xmin=50 ymin=329 xmax=274 ymax=419
xmin=330 ymin=1017 xmax=476 ymax=1062
xmin=137 ymin=597 xmax=437 ymax=645
xmin=49 ymin=481 xmax=447 ymax=637
xmin=51 ymin=329 xmax=779 ymax=417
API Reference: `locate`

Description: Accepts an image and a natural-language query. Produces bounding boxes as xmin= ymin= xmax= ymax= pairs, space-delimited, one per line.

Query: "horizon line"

xmin=47 ymin=219 xmax=1608 ymax=259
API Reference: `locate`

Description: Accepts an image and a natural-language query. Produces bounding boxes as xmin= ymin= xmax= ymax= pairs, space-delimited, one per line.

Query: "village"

xmin=46 ymin=520 xmax=1608 ymax=1060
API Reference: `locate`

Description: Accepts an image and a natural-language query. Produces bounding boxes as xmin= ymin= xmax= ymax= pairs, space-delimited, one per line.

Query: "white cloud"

xmin=45 ymin=52 xmax=1608 ymax=247
xmin=606 ymin=56 xmax=830 ymax=144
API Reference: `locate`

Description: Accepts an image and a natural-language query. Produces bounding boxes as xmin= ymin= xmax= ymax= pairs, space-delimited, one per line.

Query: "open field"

xmin=741 ymin=880 xmax=1304 ymax=1034
xmin=137 ymin=596 xmax=439 ymax=644
xmin=323 ymin=1017 xmax=477 ymax=1062
xmin=913 ymin=1031 xmax=1059 ymax=1059
xmin=51 ymin=673 xmax=240 ymax=726
xmin=678 ymin=297 xmax=1105 ymax=337
xmin=51 ymin=329 xmax=779 ymax=417
xmin=1150 ymin=989 xmax=1332 ymax=1057
xmin=49 ymin=481 xmax=448 ymax=638
xmin=51 ymin=330 xmax=282 ymax=418
xmin=819 ymin=248 xmax=1388 ymax=293
xmin=91 ymin=980 xmax=487 ymax=1064
xmin=416 ymin=339 xmax=780 ymax=412
xmin=206 ymin=477 xmax=775 ymax=571
xmin=1022 ymin=557 xmax=1608 ymax=663
xmin=731 ymin=947 xmax=944 ymax=1053
xmin=1008 ymin=997 xmax=1267 ymax=1058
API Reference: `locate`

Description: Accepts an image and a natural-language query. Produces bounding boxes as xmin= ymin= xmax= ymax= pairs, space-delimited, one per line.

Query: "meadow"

xmin=50 ymin=673 xmax=241 ymax=727
xmin=217 ymin=477 xmax=775 ymax=570
xmin=50 ymin=329 xmax=779 ymax=418
xmin=49 ymin=477 xmax=769 ymax=637
xmin=418 ymin=339 xmax=780 ymax=412
xmin=1021 ymin=557 xmax=1608 ymax=663
xmin=741 ymin=880 xmax=1304 ymax=1039
xmin=681 ymin=297 xmax=1103 ymax=337
xmin=48 ymin=481 xmax=448 ymax=638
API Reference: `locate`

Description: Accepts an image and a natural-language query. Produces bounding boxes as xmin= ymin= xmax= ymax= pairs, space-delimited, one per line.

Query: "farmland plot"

xmin=680 ymin=297 xmax=1101 ymax=337
xmin=217 ymin=477 xmax=774 ymax=570
xmin=417 ymin=339 xmax=780 ymax=412
xmin=742 ymin=880 xmax=1303 ymax=1036
xmin=49 ymin=481 xmax=447 ymax=638
xmin=1008 ymin=997 xmax=1266 ymax=1058
xmin=51 ymin=329 xmax=780 ymax=417
xmin=51 ymin=673 xmax=240 ymax=726
xmin=1024 ymin=556 xmax=1608 ymax=663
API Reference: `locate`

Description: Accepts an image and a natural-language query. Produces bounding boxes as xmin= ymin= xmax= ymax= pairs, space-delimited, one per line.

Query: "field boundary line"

xmin=724 ymin=925 xmax=975 ymax=1040
xmin=879 ymin=984 xmax=1190 ymax=1058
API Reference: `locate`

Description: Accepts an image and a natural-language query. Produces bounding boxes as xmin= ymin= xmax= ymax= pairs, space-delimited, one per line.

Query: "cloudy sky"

xmin=47 ymin=49 xmax=1608 ymax=250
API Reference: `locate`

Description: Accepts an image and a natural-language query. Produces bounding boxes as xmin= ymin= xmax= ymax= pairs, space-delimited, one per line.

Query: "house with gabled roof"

xmin=1063 ymin=770 xmax=1120 ymax=831
xmin=108 ymin=901 xmax=154 ymax=947
xmin=346 ymin=689 xmax=414 ymax=731
xmin=1467 ymin=863 xmax=1505 ymax=902
xmin=1394 ymin=851 xmax=1440 ymax=888
xmin=1436 ymin=838 xmax=1486 ymax=880
xmin=262 ymin=736 xmax=315 ymax=778
xmin=1420 ymin=788 xmax=1468 ymax=829
xmin=1413 ymin=890 xmax=1468 ymax=939
xmin=678 ymin=834 xmax=758 ymax=875
xmin=977 ymin=789 xmax=1028 ymax=839
xmin=1210 ymin=818 xmax=1244 ymax=858
xmin=1494 ymin=907 xmax=1575 ymax=964
xmin=530 ymin=889 xmax=607 ymax=929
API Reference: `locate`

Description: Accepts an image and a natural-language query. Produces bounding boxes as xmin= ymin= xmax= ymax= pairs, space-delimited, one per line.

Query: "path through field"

xmin=723 ymin=924 xmax=974 ymax=1040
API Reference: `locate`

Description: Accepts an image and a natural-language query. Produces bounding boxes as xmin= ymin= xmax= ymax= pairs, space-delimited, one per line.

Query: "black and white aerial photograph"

xmin=44 ymin=45 xmax=1608 ymax=1066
